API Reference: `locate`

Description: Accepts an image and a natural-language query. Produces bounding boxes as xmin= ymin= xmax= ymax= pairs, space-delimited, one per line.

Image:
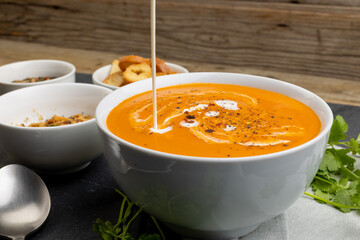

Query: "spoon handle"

xmin=12 ymin=237 xmax=25 ymax=240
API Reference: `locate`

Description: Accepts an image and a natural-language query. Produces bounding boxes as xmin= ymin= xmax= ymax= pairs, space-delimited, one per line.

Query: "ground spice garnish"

xmin=184 ymin=119 xmax=195 ymax=123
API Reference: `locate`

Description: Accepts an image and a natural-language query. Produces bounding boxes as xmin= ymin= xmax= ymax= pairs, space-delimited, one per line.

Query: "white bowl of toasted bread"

xmin=92 ymin=55 xmax=189 ymax=90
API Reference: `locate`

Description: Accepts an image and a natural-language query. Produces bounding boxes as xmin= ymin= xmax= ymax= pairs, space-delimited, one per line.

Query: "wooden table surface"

xmin=1 ymin=39 xmax=359 ymax=106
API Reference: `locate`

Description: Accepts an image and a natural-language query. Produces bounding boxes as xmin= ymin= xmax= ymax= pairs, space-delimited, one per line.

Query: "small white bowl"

xmin=0 ymin=83 xmax=112 ymax=174
xmin=96 ymin=72 xmax=333 ymax=239
xmin=92 ymin=62 xmax=189 ymax=90
xmin=0 ymin=59 xmax=76 ymax=95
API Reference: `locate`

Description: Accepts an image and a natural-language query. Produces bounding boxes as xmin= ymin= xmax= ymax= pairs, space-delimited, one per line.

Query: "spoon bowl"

xmin=0 ymin=164 xmax=51 ymax=240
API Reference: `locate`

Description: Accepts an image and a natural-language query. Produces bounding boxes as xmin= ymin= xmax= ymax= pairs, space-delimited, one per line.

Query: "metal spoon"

xmin=0 ymin=164 xmax=51 ymax=240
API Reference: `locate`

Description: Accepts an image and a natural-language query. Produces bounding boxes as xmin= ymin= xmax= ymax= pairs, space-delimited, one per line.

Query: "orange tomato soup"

xmin=107 ymin=83 xmax=321 ymax=157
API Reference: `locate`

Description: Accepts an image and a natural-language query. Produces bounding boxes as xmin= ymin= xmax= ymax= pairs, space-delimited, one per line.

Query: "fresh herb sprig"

xmin=93 ymin=189 xmax=165 ymax=240
xmin=305 ymin=115 xmax=360 ymax=212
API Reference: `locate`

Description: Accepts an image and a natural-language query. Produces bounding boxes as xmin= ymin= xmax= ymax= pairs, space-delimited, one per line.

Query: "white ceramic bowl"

xmin=0 ymin=83 xmax=112 ymax=174
xmin=92 ymin=62 xmax=189 ymax=90
xmin=96 ymin=73 xmax=333 ymax=239
xmin=0 ymin=59 xmax=76 ymax=95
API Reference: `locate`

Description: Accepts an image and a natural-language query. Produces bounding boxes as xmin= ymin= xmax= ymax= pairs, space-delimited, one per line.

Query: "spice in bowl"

xmin=18 ymin=114 xmax=93 ymax=127
xmin=12 ymin=76 xmax=55 ymax=83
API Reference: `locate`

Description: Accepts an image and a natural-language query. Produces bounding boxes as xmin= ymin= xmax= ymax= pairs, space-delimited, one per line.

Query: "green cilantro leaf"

xmin=333 ymin=189 xmax=354 ymax=213
xmin=335 ymin=148 xmax=356 ymax=170
xmin=356 ymin=133 xmax=360 ymax=143
xmin=305 ymin=115 xmax=360 ymax=213
xmin=350 ymin=138 xmax=360 ymax=155
xmin=328 ymin=115 xmax=348 ymax=143
xmin=319 ymin=150 xmax=342 ymax=172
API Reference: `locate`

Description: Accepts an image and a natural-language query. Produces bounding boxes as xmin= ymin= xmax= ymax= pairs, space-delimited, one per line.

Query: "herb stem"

xmin=330 ymin=142 xmax=350 ymax=148
xmin=304 ymin=192 xmax=360 ymax=209
xmin=341 ymin=166 xmax=360 ymax=180
xmin=101 ymin=228 xmax=124 ymax=239
xmin=114 ymin=195 xmax=127 ymax=229
xmin=93 ymin=189 xmax=164 ymax=240
xmin=151 ymin=216 xmax=166 ymax=240
xmin=123 ymin=207 xmax=143 ymax=236
xmin=115 ymin=189 xmax=129 ymax=202
xmin=314 ymin=176 xmax=346 ymax=189
xmin=122 ymin=202 xmax=134 ymax=231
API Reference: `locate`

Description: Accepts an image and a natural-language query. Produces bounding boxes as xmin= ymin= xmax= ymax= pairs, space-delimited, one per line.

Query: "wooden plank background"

xmin=1 ymin=0 xmax=360 ymax=80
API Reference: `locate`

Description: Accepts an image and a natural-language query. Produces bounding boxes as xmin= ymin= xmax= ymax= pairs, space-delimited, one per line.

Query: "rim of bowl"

xmin=0 ymin=82 xmax=112 ymax=131
xmin=92 ymin=62 xmax=189 ymax=90
xmin=96 ymin=72 xmax=334 ymax=163
xmin=0 ymin=59 xmax=76 ymax=86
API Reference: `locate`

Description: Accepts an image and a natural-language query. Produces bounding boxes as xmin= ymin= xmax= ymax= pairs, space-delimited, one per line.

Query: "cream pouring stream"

xmin=151 ymin=0 xmax=158 ymax=132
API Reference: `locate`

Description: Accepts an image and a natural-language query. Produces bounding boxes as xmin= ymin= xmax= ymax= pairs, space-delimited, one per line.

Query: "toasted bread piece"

xmin=118 ymin=55 xmax=148 ymax=72
xmin=156 ymin=72 xmax=166 ymax=76
xmin=110 ymin=59 xmax=121 ymax=74
xmin=123 ymin=63 xmax=152 ymax=83
xmin=147 ymin=57 xmax=171 ymax=74
xmin=103 ymin=72 xmax=124 ymax=87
